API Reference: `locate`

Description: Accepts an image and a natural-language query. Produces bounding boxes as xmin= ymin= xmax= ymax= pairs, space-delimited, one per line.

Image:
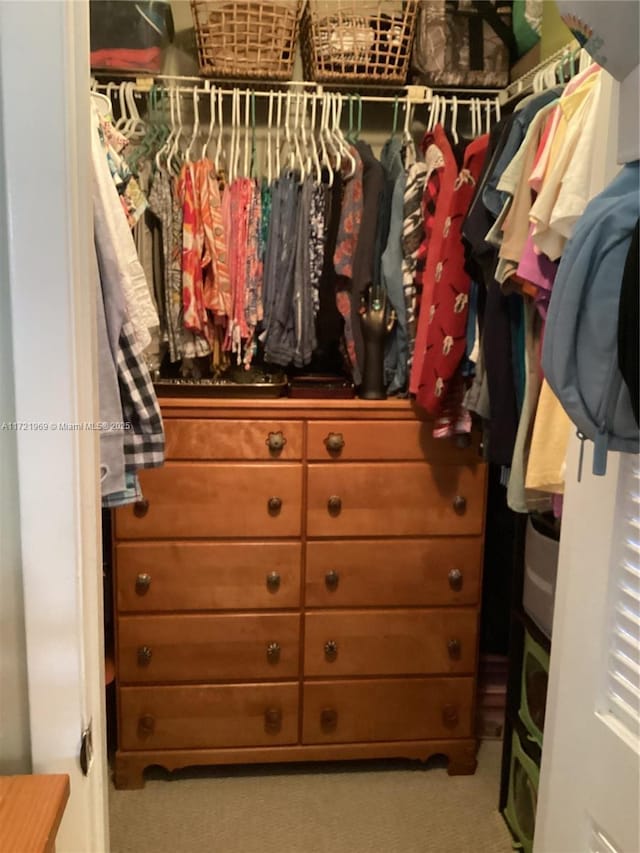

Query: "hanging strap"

xmin=451 ymin=1 xmax=516 ymax=71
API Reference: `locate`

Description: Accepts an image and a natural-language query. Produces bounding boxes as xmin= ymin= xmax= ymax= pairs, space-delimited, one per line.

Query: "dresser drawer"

xmin=306 ymin=539 xmax=482 ymax=607
xmin=165 ymin=419 xmax=303 ymax=461
xmin=307 ymin=421 xmax=481 ymax=463
xmin=118 ymin=614 xmax=300 ymax=682
xmin=302 ymin=678 xmax=474 ymax=744
xmin=116 ymin=542 xmax=301 ymax=612
xmin=114 ymin=464 xmax=302 ymax=539
xmin=120 ymin=683 xmax=299 ymax=750
xmin=307 ymin=463 xmax=485 ymax=537
xmin=304 ymin=610 xmax=477 ymax=677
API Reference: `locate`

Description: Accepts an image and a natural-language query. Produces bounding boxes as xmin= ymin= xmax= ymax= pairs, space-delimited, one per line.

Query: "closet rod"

xmin=92 ymin=72 xmax=433 ymax=102
xmin=93 ymin=80 xmax=503 ymax=110
xmin=499 ymin=39 xmax=581 ymax=105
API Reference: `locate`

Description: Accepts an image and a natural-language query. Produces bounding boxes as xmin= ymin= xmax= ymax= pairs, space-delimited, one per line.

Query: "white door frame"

xmin=0 ymin=1 xmax=108 ymax=850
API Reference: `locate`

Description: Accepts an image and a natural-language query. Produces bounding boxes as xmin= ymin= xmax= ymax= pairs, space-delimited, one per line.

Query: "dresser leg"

xmin=113 ymin=755 xmax=145 ymax=790
xmin=446 ymin=741 xmax=478 ymax=776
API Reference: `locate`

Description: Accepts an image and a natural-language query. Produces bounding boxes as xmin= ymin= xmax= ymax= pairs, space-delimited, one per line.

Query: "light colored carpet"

xmin=109 ymin=741 xmax=512 ymax=853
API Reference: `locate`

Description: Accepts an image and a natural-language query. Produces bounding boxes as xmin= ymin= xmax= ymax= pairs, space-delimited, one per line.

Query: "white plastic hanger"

xmin=168 ymin=86 xmax=184 ymax=174
xmin=91 ymin=90 xmax=111 ymax=118
xmin=201 ymin=82 xmax=215 ymax=161
xmin=293 ymin=91 xmax=305 ymax=181
xmin=214 ymin=89 xmax=224 ymax=171
xmin=275 ymin=92 xmax=283 ymax=178
xmin=185 ymin=86 xmax=200 ymax=163
xmin=229 ymin=88 xmax=239 ymax=182
xmin=402 ymin=97 xmax=414 ymax=144
xmin=243 ymin=89 xmax=251 ymax=178
xmin=266 ymin=91 xmax=274 ymax=184
xmin=494 ymin=95 xmax=501 ymax=125
xmin=155 ymin=86 xmax=175 ymax=172
xmin=335 ymin=94 xmax=356 ymax=177
xmin=484 ymin=98 xmax=491 ymax=135
xmin=451 ymin=96 xmax=459 ymax=145
xmin=309 ymin=93 xmax=322 ymax=184
xmin=319 ymin=93 xmax=333 ymax=187
xmin=115 ymin=82 xmax=128 ymax=130
xmin=124 ymin=82 xmax=146 ymax=139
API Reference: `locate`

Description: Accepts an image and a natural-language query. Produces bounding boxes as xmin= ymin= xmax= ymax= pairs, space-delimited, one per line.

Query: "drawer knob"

xmin=266 ymin=431 xmax=287 ymax=453
xmin=447 ymin=638 xmax=461 ymax=659
xmin=133 ymin=498 xmax=149 ymax=518
xmin=448 ymin=568 xmax=463 ymax=591
xmin=452 ymin=495 xmax=467 ymax=515
xmin=264 ymin=707 xmax=282 ymax=734
xmin=266 ymin=642 xmax=281 ymax=663
xmin=327 ymin=495 xmax=342 ymax=515
xmin=324 ymin=640 xmax=338 ymax=661
xmin=324 ymin=432 xmax=345 ymax=454
xmin=325 ymin=570 xmax=340 ymax=591
xmin=266 ymin=571 xmax=281 ymax=592
xmin=268 ymin=496 xmax=282 ymax=515
xmin=135 ymin=573 xmax=152 ymax=595
xmin=442 ymin=704 xmax=459 ymax=728
xmin=138 ymin=714 xmax=155 ymax=737
xmin=137 ymin=645 xmax=153 ymax=666
xmin=321 ymin=707 xmax=338 ymax=732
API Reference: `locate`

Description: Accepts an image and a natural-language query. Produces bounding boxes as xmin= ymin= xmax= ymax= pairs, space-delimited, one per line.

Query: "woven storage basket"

xmin=301 ymin=0 xmax=418 ymax=84
xmin=191 ymin=0 xmax=303 ymax=80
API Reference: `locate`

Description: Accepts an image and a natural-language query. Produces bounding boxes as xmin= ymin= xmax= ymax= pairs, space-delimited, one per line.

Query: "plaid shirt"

xmin=117 ymin=319 xmax=165 ymax=472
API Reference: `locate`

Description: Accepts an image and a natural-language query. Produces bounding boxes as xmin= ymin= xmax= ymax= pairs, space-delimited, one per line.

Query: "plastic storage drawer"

xmin=523 ymin=515 xmax=559 ymax=639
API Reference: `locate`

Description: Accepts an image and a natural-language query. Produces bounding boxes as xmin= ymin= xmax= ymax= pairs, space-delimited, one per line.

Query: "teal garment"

xmin=260 ymin=178 xmax=272 ymax=260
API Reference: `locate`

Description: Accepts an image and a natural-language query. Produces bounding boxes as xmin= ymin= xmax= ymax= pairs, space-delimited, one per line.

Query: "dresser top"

xmin=157 ymin=396 xmax=429 ymax=421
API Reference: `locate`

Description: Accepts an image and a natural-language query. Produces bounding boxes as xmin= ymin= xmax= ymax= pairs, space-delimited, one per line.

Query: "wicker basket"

xmin=301 ymin=0 xmax=418 ymax=84
xmin=191 ymin=0 xmax=303 ymax=80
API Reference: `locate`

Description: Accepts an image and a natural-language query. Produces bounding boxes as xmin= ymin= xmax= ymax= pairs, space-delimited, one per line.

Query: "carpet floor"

xmin=109 ymin=740 xmax=512 ymax=853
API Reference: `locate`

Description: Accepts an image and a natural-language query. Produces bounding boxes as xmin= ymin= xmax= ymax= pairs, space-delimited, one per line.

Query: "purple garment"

xmin=517 ymin=223 xmax=558 ymax=317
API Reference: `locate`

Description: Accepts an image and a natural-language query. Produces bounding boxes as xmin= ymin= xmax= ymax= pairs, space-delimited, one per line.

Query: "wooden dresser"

xmin=112 ymin=398 xmax=487 ymax=788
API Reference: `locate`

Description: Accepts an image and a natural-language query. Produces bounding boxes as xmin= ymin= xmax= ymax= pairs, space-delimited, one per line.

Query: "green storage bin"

xmin=503 ymin=728 xmax=540 ymax=853
xmin=518 ymin=629 xmax=550 ymax=746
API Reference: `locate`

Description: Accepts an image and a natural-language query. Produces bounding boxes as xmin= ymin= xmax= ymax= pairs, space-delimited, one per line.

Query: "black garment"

xmin=311 ymin=172 xmax=345 ymax=374
xmin=351 ymin=141 xmax=386 ymax=374
xmin=618 ymin=219 xmax=639 ymax=426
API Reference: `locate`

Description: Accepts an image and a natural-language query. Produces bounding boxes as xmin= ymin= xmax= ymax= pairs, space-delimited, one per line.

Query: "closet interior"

xmin=89 ymin=2 xmax=638 ymax=851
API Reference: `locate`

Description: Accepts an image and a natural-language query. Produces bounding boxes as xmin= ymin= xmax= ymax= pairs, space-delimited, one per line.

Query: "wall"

xmin=540 ymin=0 xmax=572 ymax=59
xmin=0 ymin=63 xmax=31 ymax=774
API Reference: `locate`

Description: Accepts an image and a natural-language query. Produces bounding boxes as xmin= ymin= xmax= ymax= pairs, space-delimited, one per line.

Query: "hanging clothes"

xmin=415 ymin=128 xmax=489 ymax=416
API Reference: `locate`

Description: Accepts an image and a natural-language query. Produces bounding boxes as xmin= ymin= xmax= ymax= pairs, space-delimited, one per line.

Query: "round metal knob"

xmin=442 ymin=704 xmax=459 ymax=728
xmin=324 ymin=432 xmax=345 ymax=454
xmin=268 ymin=496 xmax=282 ymax=515
xmin=447 ymin=638 xmax=461 ymax=659
xmin=320 ymin=707 xmax=338 ymax=731
xmin=266 ymin=571 xmax=281 ymax=592
xmin=452 ymin=495 xmax=467 ymax=515
xmin=266 ymin=642 xmax=281 ymax=663
xmin=137 ymin=646 xmax=152 ymax=666
xmin=266 ymin=431 xmax=287 ymax=453
xmin=135 ymin=573 xmax=152 ymax=595
xmin=264 ymin=707 xmax=282 ymax=734
xmin=138 ymin=714 xmax=155 ymax=736
xmin=325 ymin=570 xmax=340 ymax=591
xmin=324 ymin=640 xmax=338 ymax=661
xmin=133 ymin=498 xmax=149 ymax=518
xmin=448 ymin=568 xmax=463 ymax=591
xmin=327 ymin=495 xmax=342 ymax=515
